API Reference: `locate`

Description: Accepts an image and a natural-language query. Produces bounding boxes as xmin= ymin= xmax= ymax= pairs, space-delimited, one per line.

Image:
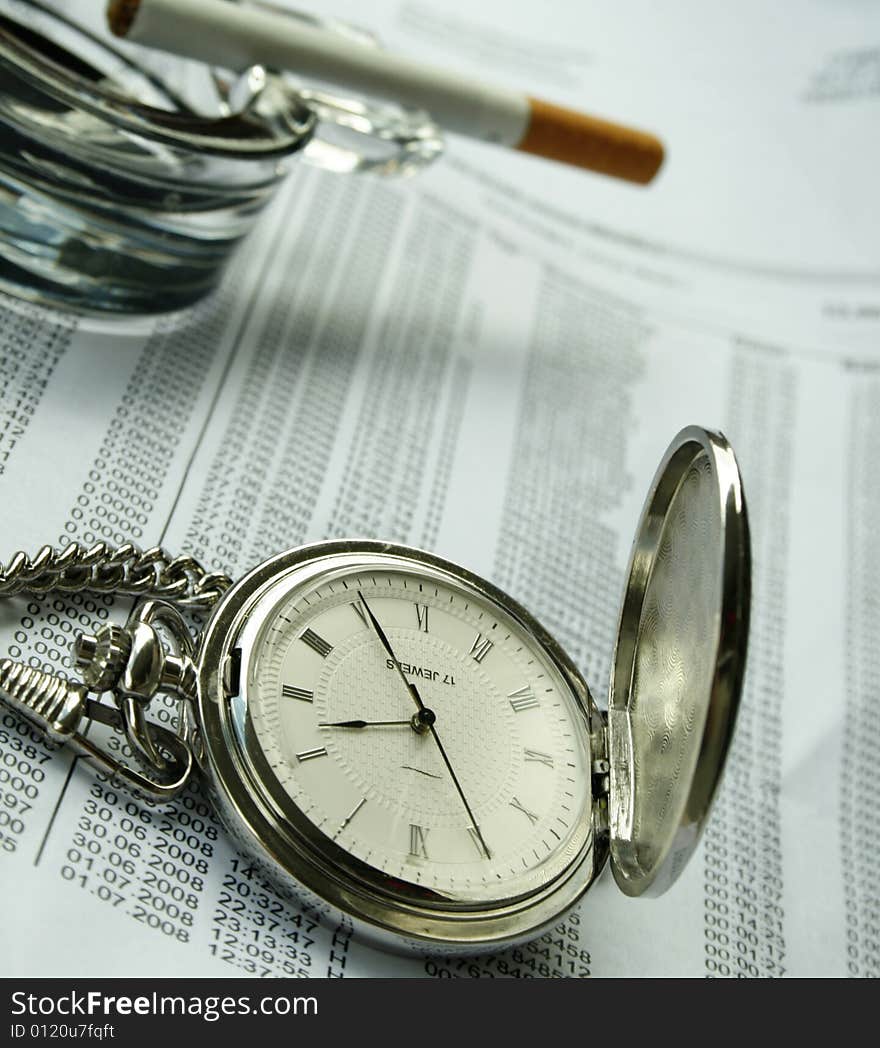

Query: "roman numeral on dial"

xmin=509 ymin=796 xmax=540 ymax=825
xmin=467 ymin=826 xmax=489 ymax=858
xmin=415 ymin=603 xmax=429 ymax=632
xmin=409 ymin=824 xmax=429 ymax=859
xmin=341 ymin=798 xmax=366 ymax=829
xmin=296 ymin=747 xmax=328 ymax=762
xmin=508 ymin=685 xmax=539 ymax=712
xmin=469 ymin=633 xmax=493 ymax=663
xmin=282 ymin=685 xmax=313 ymax=702
xmin=300 ymin=628 xmax=333 ymax=658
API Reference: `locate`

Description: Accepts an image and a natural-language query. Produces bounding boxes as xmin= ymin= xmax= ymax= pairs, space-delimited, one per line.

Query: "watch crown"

xmin=74 ymin=623 xmax=132 ymax=692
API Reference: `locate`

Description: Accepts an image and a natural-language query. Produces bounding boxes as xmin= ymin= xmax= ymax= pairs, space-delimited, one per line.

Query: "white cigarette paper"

xmin=109 ymin=0 xmax=664 ymax=183
xmin=116 ymin=0 xmax=530 ymax=145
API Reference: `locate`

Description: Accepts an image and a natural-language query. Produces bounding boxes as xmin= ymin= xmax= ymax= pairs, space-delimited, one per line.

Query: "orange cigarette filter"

xmin=520 ymin=98 xmax=664 ymax=185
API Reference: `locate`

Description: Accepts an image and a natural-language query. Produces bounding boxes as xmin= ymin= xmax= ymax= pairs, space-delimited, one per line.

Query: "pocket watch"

xmin=0 ymin=426 xmax=750 ymax=953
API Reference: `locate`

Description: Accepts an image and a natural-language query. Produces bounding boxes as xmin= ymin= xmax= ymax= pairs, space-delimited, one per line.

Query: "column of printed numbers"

xmin=0 ymin=307 xmax=77 ymax=850
xmin=209 ymin=855 xmax=327 ymax=977
xmin=0 ymin=701 xmax=57 ymax=855
xmin=702 ymin=345 xmax=792 ymax=978
xmin=324 ymin=208 xmax=470 ymax=542
xmin=840 ymin=377 xmax=880 ymax=977
xmin=180 ymin=175 xmax=371 ymax=572
xmin=60 ymin=769 xmax=218 ymax=945
xmin=493 ymin=276 xmax=646 ymax=684
xmin=0 ymin=303 xmax=72 ymax=476
xmin=2 ymin=588 xmax=83 ymax=854
xmin=3 ymin=247 xmax=245 ymax=872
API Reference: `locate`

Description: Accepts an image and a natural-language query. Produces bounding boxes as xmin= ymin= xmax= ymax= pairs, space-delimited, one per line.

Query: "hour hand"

xmin=318 ymin=718 xmax=412 ymax=729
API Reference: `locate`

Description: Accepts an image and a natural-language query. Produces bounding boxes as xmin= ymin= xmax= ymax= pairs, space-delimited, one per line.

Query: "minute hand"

xmin=357 ymin=591 xmax=492 ymax=860
xmin=357 ymin=590 xmax=424 ymax=709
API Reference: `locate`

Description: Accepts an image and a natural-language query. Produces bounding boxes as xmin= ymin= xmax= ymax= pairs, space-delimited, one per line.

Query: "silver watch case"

xmin=191 ymin=426 xmax=750 ymax=952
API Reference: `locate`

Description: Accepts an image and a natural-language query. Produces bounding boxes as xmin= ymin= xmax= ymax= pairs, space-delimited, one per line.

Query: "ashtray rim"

xmin=0 ymin=0 xmax=316 ymax=158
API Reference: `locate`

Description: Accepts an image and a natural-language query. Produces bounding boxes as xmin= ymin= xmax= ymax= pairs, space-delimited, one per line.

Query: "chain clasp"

xmin=0 ymin=600 xmax=197 ymax=801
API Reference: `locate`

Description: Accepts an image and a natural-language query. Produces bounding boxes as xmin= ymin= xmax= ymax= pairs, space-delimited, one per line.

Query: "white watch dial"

xmin=241 ymin=559 xmax=592 ymax=905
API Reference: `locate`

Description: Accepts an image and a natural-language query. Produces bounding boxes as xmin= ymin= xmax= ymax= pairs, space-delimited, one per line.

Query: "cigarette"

xmin=107 ymin=0 xmax=664 ymax=184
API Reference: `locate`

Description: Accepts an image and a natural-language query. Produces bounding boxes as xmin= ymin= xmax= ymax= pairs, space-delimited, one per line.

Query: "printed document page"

xmin=0 ymin=1 xmax=877 ymax=978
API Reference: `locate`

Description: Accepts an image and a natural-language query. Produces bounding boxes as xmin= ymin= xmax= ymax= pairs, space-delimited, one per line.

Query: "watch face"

xmin=200 ymin=543 xmax=596 ymax=936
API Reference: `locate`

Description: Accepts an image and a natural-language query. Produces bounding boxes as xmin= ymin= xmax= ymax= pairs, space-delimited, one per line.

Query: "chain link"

xmin=0 ymin=542 xmax=233 ymax=610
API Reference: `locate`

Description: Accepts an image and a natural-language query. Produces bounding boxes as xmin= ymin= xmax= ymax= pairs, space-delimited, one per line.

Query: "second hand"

xmin=357 ymin=590 xmax=492 ymax=860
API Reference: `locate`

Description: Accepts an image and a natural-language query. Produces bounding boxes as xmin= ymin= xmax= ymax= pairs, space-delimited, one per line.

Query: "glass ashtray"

xmin=0 ymin=0 xmax=443 ymax=314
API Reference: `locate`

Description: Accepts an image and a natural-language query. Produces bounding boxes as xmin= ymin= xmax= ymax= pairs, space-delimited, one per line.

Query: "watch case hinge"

xmin=591 ymin=711 xmax=610 ymax=798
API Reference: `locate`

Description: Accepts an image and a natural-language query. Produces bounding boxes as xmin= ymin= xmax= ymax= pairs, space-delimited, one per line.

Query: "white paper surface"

xmin=0 ymin=1 xmax=877 ymax=978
